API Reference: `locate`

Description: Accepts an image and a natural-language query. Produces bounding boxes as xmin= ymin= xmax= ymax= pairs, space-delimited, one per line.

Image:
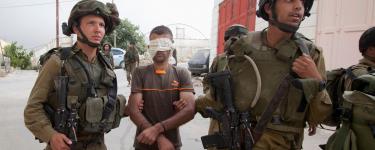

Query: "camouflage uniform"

xmin=24 ymin=45 xmax=127 ymax=150
xmin=24 ymin=1 xmax=125 ymax=150
xmin=196 ymin=30 xmax=332 ymax=149
xmin=124 ymin=46 xmax=139 ymax=83
xmin=324 ymin=27 xmax=375 ymax=150
xmin=102 ymin=51 xmax=114 ymax=68
xmin=102 ymin=43 xmax=115 ymax=68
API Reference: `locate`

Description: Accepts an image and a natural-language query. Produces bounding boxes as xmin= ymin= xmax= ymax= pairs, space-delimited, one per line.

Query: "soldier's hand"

xmin=173 ymin=99 xmax=186 ymax=111
xmin=137 ymin=123 xmax=163 ymax=145
xmin=292 ymin=54 xmax=323 ymax=81
xmin=157 ymin=135 xmax=175 ymax=150
xmin=50 ymin=133 xmax=72 ymax=150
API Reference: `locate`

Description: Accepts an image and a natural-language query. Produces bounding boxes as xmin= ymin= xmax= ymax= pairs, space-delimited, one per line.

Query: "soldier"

xmin=196 ymin=0 xmax=332 ymax=149
xmin=344 ymin=27 xmax=375 ymax=89
xmin=324 ymin=27 xmax=375 ymax=150
xmin=203 ymin=24 xmax=249 ymax=139
xmin=102 ymin=42 xmax=115 ymax=68
xmin=128 ymin=25 xmax=195 ymax=150
xmin=124 ymin=41 xmax=139 ymax=86
xmin=24 ymin=0 xmax=127 ymax=150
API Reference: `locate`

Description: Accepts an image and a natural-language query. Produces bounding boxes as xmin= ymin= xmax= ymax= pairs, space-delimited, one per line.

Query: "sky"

xmin=0 ymin=0 xmax=214 ymax=49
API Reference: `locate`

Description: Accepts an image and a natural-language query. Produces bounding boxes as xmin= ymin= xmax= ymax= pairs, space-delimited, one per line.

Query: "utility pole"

xmin=112 ymin=0 xmax=117 ymax=47
xmin=56 ymin=0 xmax=60 ymax=47
xmin=0 ymin=41 xmax=4 ymax=67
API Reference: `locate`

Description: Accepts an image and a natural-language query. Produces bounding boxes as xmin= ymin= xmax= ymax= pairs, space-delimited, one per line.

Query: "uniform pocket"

xmin=85 ymin=97 xmax=105 ymax=123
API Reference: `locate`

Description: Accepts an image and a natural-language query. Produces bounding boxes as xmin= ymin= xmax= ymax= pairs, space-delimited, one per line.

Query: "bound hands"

xmin=137 ymin=122 xmax=164 ymax=145
xmin=50 ymin=133 xmax=72 ymax=150
xmin=136 ymin=99 xmax=186 ymax=146
xmin=292 ymin=54 xmax=323 ymax=81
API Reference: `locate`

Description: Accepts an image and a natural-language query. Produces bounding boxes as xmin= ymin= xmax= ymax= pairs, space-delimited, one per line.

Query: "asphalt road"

xmin=0 ymin=69 xmax=333 ymax=150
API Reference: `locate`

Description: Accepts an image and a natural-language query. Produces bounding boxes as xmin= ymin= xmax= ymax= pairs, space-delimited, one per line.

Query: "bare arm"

xmin=136 ymin=91 xmax=195 ymax=145
xmin=128 ymin=93 xmax=152 ymax=130
xmin=161 ymin=91 xmax=195 ymax=130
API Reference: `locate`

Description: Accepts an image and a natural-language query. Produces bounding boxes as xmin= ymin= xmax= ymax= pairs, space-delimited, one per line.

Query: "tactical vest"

xmin=47 ymin=48 xmax=124 ymax=133
xmin=214 ymin=31 xmax=318 ymax=134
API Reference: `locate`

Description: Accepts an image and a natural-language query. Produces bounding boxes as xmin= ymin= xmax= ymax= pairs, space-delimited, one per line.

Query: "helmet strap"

xmin=269 ymin=5 xmax=300 ymax=33
xmin=76 ymin=26 xmax=100 ymax=48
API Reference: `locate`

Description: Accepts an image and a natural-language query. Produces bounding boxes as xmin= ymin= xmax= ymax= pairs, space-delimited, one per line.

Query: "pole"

xmin=112 ymin=0 xmax=117 ymax=47
xmin=56 ymin=0 xmax=60 ymax=47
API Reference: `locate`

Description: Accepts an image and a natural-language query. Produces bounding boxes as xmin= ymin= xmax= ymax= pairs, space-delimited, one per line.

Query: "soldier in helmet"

xmin=196 ymin=0 xmax=332 ymax=149
xmin=102 ymin=42 xmax=115 ymax=68
xmin=323 ymin=27 xmax=375 ymax=150
xmin=24 ymin=0 xmax=128 ymax=150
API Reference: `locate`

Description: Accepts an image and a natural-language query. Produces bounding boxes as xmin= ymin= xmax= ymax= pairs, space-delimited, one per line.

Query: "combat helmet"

xmin=256 ymin=0 xmax=314 ymax=33
xmin=62 ymin=0 xmax=120 ymax=47
xmin=359 ymin=27 xmax=375 ymax=54
xmin=102 ymin=42 xmax=112 ymax=50
xmin=224 ymin=24 xmax=248 ymax=41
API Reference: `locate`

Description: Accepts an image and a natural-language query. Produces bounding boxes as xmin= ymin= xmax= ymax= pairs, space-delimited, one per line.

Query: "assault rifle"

xmin=42 ymin=48 xmax=78 ymax=143
xmin=201 ymin=70 xmax=255 ymax=150
xmin=53 ymin=74 xmax=78 ymax=143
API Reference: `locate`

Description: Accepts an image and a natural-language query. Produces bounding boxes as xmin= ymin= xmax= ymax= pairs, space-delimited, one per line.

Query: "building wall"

xmin=316 ymin=0 xmax=375 ymax=69
xmin=174 ymin=38 xmax=211 ymax=62
xmin=0 ymin=39 xmax=10 ymax=54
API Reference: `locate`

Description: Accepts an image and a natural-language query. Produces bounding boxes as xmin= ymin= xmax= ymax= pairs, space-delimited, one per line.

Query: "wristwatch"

xmin=318 ymin=80 xmax=327 ymax=92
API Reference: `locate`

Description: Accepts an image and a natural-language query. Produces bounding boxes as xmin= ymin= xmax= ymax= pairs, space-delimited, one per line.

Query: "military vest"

xmin=214 ymin=31 xmax=318 ymax=134
xmin=47 ymin=48 xmax=124 ymax=133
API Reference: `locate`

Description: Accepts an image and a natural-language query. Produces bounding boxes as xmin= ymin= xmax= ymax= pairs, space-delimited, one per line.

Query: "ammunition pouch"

xmin=78 ymin=94 xmax=125 ymax=133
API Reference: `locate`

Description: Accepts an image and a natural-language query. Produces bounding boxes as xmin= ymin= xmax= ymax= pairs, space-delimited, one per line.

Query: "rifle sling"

xmin=253 ymin=75 xmax=292 ymax=141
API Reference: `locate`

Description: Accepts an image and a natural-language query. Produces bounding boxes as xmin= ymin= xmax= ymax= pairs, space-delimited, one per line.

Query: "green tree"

xmin=103 ymin=18 xmax=146 ymax=54
xmin=4 ymin=42 xmax=33 ymax=69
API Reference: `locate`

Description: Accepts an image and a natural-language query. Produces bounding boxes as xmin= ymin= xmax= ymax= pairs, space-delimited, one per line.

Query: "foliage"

xmin=103 ymin=18 xmax=146 ymax=54
xmin=4 ymin=42 xmax=33 ymax=69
